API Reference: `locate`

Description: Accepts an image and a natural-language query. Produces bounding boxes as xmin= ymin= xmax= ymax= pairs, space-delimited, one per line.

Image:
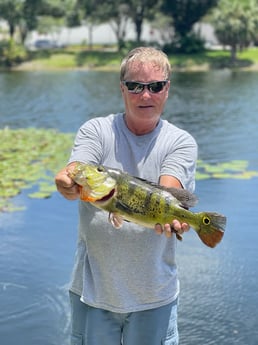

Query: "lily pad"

xmin=0 ymin=127 xmax=74 ymax=212
xmin=0 ymin=127 xmax=257 ymax=212
xmin=196 ymin=159 xmax=258 ymax=181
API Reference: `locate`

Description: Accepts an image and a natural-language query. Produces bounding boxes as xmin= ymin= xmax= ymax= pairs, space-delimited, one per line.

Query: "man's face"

xmin=120 ymin=61 xmax=170 ymax=129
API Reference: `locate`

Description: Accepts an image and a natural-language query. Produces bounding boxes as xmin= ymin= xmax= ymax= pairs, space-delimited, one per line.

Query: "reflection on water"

xmin=0 ymin=283 xmax=70 ymax=345
xmin=0 ymin=70 xmax=258 ymax=345
xmin=0 ymin=194 xmax=77 ymax=345
xmin=178 ymin=177 xmax=258 ymax=345
xmin=0 ymin=71 xmax=122 ymax=132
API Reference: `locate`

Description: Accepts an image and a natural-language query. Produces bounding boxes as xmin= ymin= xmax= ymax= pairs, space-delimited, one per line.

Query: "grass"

xmin=168 ymin=48 xmax=258 ymax=70
xmin=14 ymin=45 xmax=258 ymax=71
xmin=22 ymin=46 xmax=123 ymax=70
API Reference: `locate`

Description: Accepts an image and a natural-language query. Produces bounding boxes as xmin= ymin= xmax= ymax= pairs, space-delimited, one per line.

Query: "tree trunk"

xmin=230 ymin=44 xmax=237 ymax=64
xmin=135 ymin=12 xmax=143 ymax=44
xmin=9 ymin=23 xmax=15 ymax=38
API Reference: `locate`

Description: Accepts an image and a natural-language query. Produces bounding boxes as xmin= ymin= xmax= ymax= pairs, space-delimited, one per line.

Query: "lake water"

xmin=0 ymin=70 xmax=258 ymax=345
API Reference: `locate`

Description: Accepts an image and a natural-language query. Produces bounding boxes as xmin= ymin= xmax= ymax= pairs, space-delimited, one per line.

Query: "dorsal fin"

xmin=165 ymin=186 xmax=198 ymax=208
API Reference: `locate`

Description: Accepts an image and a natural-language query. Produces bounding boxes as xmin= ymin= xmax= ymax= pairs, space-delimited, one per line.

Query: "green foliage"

xmin=125 ymin=0 xmax=161 ymax=43
xmin=212 ymin=0 xmax=258 ymax=62
xmin=0 ymin=39 xmax=27 ymax=67
xmin=0 ymin=0 xmax=67 ymax=42
xmin=161 ymin=0 xmax=218 ymax=52
xmin=0 ymin=0 xmax=23 ymax=36
xmin=164 ymin=32 xmax=206 ymax=54
xmin=74 ymin=49 xmax=123 ymax=68
xmin=0 ymin=128 xmax=257 ymax=212
xmin=0 ymin=127 xmax=74 ymax=212
xmin=37 ymin=15 xmax=65 ymax=35
xmin=7 ymin=45 xmax=258 ymax=71
xmin=38 ymin=0 xmax=66 ymax=17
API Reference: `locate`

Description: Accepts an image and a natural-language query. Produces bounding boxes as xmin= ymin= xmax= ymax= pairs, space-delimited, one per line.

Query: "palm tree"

xmin=212 ymin=0 xmax=258 ymax=63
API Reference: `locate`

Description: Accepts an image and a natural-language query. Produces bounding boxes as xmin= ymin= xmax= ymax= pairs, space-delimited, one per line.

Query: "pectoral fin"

xmin=108 ymin=212 xmax=124 ymax=229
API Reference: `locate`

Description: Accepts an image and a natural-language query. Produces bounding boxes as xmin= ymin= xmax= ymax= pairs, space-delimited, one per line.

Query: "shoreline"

xmin=10 ymin=62 xmax=258 ymax=73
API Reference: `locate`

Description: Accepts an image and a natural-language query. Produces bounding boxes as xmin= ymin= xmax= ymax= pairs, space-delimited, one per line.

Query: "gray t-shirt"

xmin=68 ymin=113 xmax=197 ymax=313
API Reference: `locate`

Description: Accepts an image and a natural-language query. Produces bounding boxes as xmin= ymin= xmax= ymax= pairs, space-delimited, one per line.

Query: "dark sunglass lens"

xmin=126 ymin=82 xmax=143 ymax=93
xmin=149 ymin=81 xmax=166 ymax=93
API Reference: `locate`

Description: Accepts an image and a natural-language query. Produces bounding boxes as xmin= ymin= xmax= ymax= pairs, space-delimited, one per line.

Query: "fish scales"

xmin=68 ymin=163 xmax=227 ymax=248
xmin=119 ymin=180 xmax=154 ymax=216
xmin=115 ymin=175 xmax=169 ymax=221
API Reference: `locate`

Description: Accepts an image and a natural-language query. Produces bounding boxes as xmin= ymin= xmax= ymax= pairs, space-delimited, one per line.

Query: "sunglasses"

xmin=122 ymin=80 xmax=169 ymax=94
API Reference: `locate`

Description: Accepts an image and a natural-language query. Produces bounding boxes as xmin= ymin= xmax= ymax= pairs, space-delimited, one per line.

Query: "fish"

xmin=68 ymin=163 xmax=226 ymax=248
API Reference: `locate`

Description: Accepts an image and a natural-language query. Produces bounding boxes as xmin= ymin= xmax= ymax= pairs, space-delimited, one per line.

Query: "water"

xmin=0 ymin=70 xmax=258 ymax=345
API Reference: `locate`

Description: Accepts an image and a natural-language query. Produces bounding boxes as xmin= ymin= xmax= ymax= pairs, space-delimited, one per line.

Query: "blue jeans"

xmin=69 ymin=291 xmax=179 ymax=345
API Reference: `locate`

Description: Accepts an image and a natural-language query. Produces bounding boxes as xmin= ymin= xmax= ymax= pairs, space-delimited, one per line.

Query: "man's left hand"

xmin=154 ymin=219 xmax=190 ymax=238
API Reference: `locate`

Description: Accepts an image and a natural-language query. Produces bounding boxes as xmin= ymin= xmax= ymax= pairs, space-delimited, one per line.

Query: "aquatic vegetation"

xmin=0 ymin=128 xmax=257 ymax=212
xmin=0 ymin=127 xmax=74 ymax=212
xmin=196 ymin=160 xmax=258 ymax=180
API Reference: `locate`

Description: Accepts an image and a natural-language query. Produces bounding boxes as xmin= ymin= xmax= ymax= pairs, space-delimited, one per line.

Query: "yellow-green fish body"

xmin=68 ymin=163 xmax=226 ymax=248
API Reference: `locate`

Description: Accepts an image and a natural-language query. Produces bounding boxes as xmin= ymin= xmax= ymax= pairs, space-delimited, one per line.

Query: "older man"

xmin=55 ymin=46 xmax=197 ymax=345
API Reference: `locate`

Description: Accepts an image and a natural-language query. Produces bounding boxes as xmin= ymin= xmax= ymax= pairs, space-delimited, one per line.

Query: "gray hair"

xmin=120 ymin=46 xmax=171 ymax=81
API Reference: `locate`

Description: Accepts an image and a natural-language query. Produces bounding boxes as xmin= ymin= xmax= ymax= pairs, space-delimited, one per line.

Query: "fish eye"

xmin=97 ymin=166 xmax=104 ymax=172
xmin=203 ymin=217 xmax=210 ymax=225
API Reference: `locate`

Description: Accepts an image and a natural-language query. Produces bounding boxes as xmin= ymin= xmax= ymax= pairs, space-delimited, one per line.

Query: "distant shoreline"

xmin=3 ymin=46 xmax=258 ymax=73
xmin=11 ymin=60 xmax=258 ymax=72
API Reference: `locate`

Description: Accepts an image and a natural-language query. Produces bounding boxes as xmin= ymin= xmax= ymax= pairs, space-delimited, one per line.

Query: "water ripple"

xmin=0 ymin=282 xmax=71 ymax=345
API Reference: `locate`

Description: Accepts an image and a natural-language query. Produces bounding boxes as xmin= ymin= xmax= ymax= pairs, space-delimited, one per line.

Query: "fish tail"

xmin=193 ymin=212 xmax=227 ymax=248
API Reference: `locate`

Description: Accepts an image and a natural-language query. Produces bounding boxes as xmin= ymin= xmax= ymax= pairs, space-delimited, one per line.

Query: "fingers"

xmin=154 ymin=220 xmax=190 ymax=238
xmin=172 ymin=219 xmax=190 ymax=233
xmin=155 ymin=223 xmax=163 ymax=235
xmin=55 ymin=167 xmax=80 ymax=200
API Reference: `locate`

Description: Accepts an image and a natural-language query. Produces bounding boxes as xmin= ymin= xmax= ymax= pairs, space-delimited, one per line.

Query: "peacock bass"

xmin=68 ymin=163 xmax=226 ymax=248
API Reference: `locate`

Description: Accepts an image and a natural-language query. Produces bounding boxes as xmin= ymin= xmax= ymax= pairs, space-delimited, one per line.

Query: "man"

xmin=55 ymin=46 xmax=197 ymax=345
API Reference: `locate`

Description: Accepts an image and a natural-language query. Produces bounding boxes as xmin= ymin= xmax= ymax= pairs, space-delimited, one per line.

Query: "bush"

xmin=163 ymin=33 xmax=206 ymax=54
xmin=0 ymin=39 xmax=28 ymax=67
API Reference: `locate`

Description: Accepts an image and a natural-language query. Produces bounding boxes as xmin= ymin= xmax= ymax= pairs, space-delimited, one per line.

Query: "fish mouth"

xmin=95 ymin=188 xmax=116 ymax=203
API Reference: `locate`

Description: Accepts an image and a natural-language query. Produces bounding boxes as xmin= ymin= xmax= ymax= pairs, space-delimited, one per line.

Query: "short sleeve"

xmin=68 ymin=119 xmax=104 ymax=165
xmin=160 ymin=130 xmax=198 ymax=193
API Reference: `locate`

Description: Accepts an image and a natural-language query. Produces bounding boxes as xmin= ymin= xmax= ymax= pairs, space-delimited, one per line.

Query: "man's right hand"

xmin=55 ymin=163 xmax=80 ymax=200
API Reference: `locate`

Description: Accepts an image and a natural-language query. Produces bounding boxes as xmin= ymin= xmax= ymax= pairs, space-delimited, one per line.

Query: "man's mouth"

xmin=138 ymin=105 xmax=153 ymax=108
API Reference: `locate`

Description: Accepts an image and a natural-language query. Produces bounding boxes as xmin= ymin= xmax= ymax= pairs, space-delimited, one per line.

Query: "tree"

xmin=20 ymin=0 xmax=43 ymax=43
xmin=161 ymin=0 xmax=219 ymax=52
xmin=76 ymin=0 xmax=112 ymax=48
xmin=0 ymin=0 xmax=67 ymax=43
xmin=76 ymin=0 xmax=131 ymax=51
xmin=0 ymin=0 xmax=24 ymax=38
xmin=126 ymin=0 xmax=161 ymax=44
xmin=212 ymin=0 xmax=258 ymax=63
xmin=104 ymin=1 xmax=130 ymax=51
